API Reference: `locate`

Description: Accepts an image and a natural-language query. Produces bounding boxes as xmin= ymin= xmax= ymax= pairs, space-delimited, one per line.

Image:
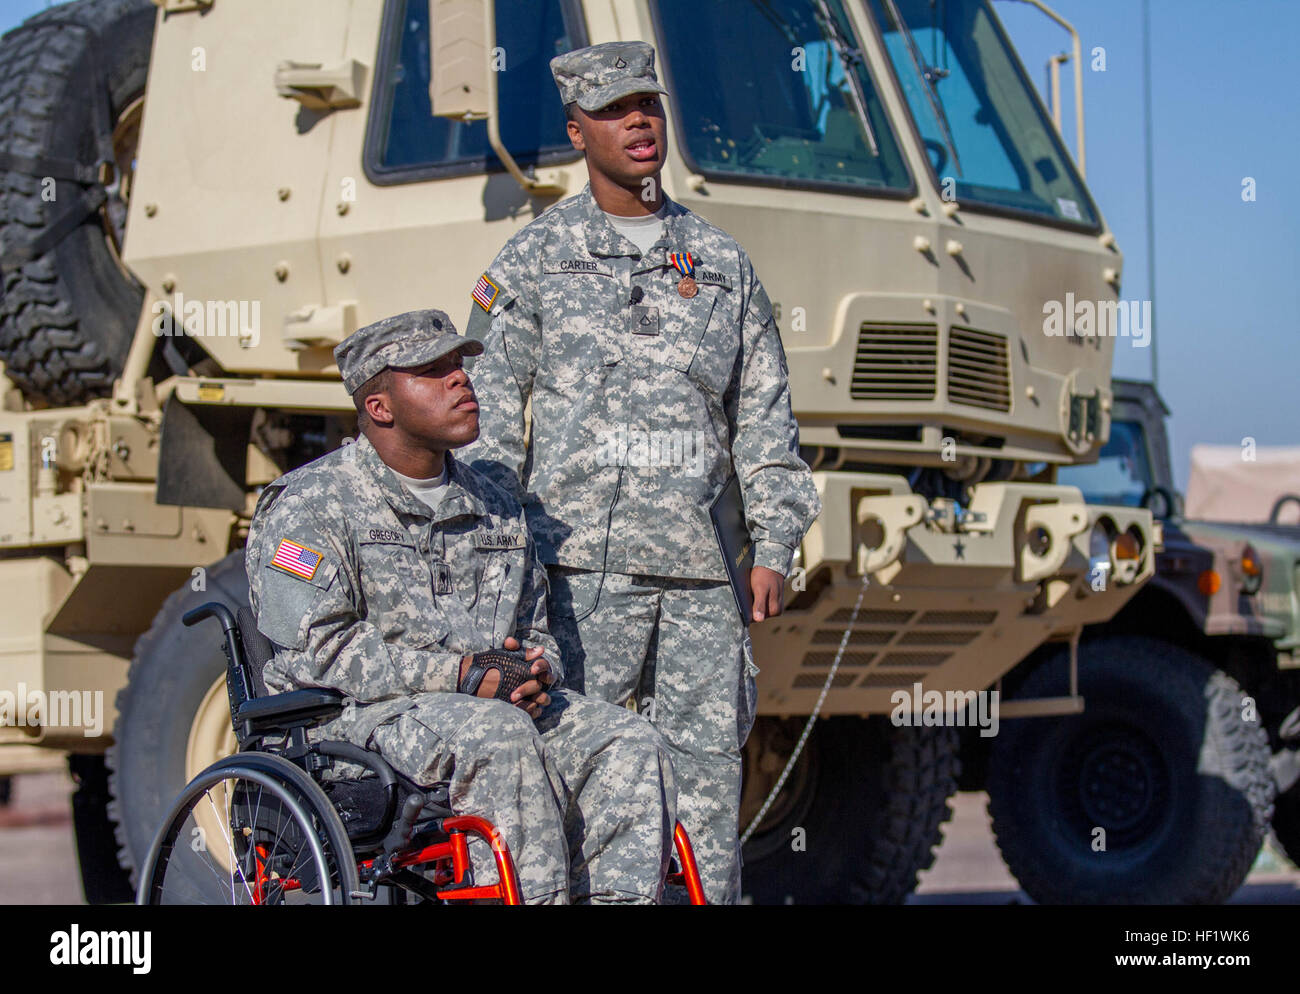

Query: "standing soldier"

xmin=460 ymin=41 xmax=820 ymax=903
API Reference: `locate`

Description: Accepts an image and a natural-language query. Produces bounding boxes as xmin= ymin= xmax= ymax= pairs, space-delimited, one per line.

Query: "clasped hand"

xmin=457 ymin=636 xmax=555 ymax=718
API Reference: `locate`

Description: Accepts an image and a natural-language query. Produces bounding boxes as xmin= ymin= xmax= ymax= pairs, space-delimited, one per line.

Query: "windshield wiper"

xmin=811 ymin=0 xmax=880 ymax=156
xmin=882 ymin=0 xmax=961 ymax=174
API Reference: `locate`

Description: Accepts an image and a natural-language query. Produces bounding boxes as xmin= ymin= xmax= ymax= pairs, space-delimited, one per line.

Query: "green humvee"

xmin=979 ymin=377 xmax=1299 ymax=903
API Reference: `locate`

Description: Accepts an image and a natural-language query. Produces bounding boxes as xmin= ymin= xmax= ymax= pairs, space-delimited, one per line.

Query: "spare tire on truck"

xmin=0 ymin=0 xmax=155 ymax=405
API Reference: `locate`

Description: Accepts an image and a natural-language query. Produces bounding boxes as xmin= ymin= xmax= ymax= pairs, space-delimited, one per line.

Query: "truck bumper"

xmin=753 ymin=471 xmax=1154 ymax=715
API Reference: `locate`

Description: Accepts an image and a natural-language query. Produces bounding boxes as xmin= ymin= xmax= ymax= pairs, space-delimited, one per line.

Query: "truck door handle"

xmin=274 ymin=59 xmax=366 ymax=110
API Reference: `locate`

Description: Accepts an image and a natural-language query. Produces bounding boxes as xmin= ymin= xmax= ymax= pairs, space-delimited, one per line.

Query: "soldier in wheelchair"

xmin=136 ymin=310 xmax=702 ymax=904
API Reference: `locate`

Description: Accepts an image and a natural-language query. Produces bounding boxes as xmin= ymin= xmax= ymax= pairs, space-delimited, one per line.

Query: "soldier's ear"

xmin=567 ymin=118 xmax=585 ymax=152
xmin=364 ymin=390 xmax=395 ymax=428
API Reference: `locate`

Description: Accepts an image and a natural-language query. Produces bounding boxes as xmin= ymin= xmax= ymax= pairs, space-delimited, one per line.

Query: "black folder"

xmin=709 ymin=474 xmax=754 ymax=626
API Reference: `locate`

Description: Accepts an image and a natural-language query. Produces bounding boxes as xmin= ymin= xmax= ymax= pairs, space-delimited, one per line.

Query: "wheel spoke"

xmin=142 ymin=759 xmax=357 ymax=906
xmin=202 ymin=781 xmax=253 ymax=903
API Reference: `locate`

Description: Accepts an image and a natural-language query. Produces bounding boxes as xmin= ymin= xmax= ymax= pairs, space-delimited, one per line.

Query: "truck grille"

xmin=850 ymin=322 xmax=938 ymax=401
xmin=794 ymin=599 xmax=1009 ymax=690
xmin=947 ymin=326 xmax=1011 ymax=411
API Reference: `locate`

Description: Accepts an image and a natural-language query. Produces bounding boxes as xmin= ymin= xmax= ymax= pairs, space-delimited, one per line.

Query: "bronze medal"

xmin=669 ymin=251 xmax=699 ymax=299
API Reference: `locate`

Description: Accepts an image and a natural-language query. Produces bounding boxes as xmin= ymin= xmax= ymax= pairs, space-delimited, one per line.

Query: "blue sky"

xmin=996 ymin=0 xmax=1300 ymax=488
xmin=2 ymin=0 xmax=1295 ymax=490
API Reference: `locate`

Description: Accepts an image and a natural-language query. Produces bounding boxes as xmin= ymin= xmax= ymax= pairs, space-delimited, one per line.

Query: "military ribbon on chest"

xmin=668 ymin=251 xmax=698 ymax=299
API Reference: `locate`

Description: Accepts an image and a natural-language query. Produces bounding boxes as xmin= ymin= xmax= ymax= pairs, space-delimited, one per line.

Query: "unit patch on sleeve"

xmin=471 ymin=274 xmax=500 ymax=312
xmin=270 ymin=538 xmax=323 ymax=580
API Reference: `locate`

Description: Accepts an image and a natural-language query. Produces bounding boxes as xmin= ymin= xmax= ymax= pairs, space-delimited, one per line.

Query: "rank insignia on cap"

xmin=271 ymin=538 xmax=323 ymax=580
xmin=472 ymin=274 xmax=499 ymax=312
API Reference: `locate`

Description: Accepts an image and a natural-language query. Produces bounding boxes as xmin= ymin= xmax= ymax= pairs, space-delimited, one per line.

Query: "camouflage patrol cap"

xmin=334 ymin=308 xmax=483 ymax=395
xmin=550 ymin=41 xmax=668 ymax=113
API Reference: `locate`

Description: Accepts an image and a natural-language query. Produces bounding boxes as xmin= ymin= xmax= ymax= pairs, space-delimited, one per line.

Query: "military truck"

xmin=0 ymin=0 xmax=1154 ymax=904
xmin=964 ymin=378 xmax=1292 ymax=903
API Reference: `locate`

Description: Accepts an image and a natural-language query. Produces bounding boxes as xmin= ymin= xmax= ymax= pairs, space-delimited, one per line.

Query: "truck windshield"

xmin=653 ymin=0 xmax=911 ymax=192
xmin=864 ymin=0 xmax=1098 ymax=227
xmin=1058 ymin=421 xmax=1152 ymax=506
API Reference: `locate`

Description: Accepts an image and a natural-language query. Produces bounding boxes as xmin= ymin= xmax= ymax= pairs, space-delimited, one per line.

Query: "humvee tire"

xmin=0 ymin=0 xmax=153 ymax=405
xmin=988 ymin=636 xmax=1274 ymax=904
xmin=106 ymin=550 xmax=248 ymax=887
xmin=741 ymin=717 xmax=959 ymax=904
xmin=69 ymin=754 xmax=133 ymax=903
xmin=1270 ymin=785 xmax=1300 ymax=867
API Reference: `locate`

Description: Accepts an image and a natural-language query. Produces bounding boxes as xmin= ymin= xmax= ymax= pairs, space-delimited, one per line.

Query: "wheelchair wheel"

xmin=136 ymin=752 xmax=361 ymax=905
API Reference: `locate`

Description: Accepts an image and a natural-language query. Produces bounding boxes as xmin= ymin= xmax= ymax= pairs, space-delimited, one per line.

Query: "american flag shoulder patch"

xmin=270 ymin=538 xmax=323 ymax=581
xmin=471 ymin=273 xmax=499 ymax=312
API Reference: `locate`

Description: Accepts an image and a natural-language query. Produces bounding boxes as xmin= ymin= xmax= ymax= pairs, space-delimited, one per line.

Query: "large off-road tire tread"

xmin=69 ymin=753 xmax=134 ymax=903
xmin=742 ymin=717 xmax=960 ymax=904
xmin=105 ymin=550 xmax=249 ymax=886
xmin=988 ymin=636 xmax=1274 ymax=904
xmin=1269 ymin=780 xmax=1300 ymax=867
xmin=0 ymin=0 xmax=154 ymax=405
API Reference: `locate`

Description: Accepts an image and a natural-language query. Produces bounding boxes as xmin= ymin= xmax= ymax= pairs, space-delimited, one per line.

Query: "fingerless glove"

xmin=457 ymin=648 xmax=533 ymax=701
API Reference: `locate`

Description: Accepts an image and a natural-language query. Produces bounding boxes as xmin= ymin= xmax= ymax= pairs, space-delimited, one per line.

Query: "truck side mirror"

xmin=425 ymin=0 xmax=568 ymax=196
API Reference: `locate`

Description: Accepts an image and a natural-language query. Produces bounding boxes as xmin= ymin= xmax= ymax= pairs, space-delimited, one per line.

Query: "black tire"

xmin=741 ymin=716 xmax=959 ymax=904
xmin=137 ymin=752 xmax=361 ymax=905
xmin=987 ymin=636 xmax=1275 ymax=904
xmin=0 ymin=0 xmax=155 ymax=405
xmin=1270 ymin=783 xmax=1300 ymax=867
xmin=106 ymin=549 xmax=250 ymax=888
xmin=69 ymin=754 xmax=134 ymax=903
xmin=0 ymin=775 xmax=10 ymax=806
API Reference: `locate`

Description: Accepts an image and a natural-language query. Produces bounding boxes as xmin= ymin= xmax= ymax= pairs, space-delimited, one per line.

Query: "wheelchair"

xmin=135 ymin=601 xmax=706 ymax=905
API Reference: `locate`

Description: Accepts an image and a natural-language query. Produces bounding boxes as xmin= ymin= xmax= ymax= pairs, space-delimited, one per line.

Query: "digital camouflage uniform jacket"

xmin=460 ymin=185 xmax=821 ymax=581
xmin=245 ymin=435 xmax=561 ymax=747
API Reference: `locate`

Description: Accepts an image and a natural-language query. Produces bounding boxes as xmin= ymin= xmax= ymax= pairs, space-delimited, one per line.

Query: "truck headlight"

xmin=1240 ymin=543 xmax=1263 ymax=594
xmin=1088 ymin=521 xmax=1112 ymax=591
xmin=1112 ymin=528 xmax=1143 ymax=585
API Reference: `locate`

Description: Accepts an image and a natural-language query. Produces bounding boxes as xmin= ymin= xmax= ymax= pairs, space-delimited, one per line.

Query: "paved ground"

xmin=2 ymin=771 xmax=1297 ymax=904
xmin=0 ymin=772 xmax=81 ymax=904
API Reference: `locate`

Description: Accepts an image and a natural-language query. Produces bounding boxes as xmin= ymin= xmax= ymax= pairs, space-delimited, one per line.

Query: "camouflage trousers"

xmin=547 ymin=567 xmax=759 ymax=904
xmin=361 ymin=688 xmax=677 ymax=904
